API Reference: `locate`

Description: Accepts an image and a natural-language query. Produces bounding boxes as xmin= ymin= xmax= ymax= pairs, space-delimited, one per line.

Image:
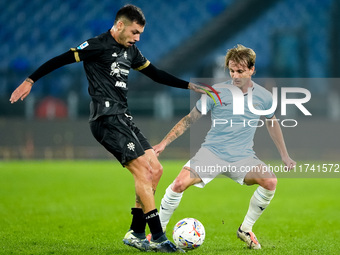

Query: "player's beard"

xmin=118 ymin=28 xmax=134 ymax=48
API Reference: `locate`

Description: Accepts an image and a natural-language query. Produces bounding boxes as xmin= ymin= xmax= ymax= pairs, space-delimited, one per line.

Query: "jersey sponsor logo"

xmin=77 ymin=41 xmax=89 ymax=50
xmin=110 ymin=62 xmax=129 ymax=77
xmin=110 ymin=62 xmax=121 ymax=77
xmin=120 ymin=69 xmax=129 ymax=76
xmin=115 ymin=81 xmax=126 ymax=88
xmin=112 ymin=52 xmax=118 ymax=57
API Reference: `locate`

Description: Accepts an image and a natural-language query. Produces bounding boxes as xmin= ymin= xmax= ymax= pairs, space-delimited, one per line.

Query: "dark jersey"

xmin=71 ymin=31 xmax=150 ymax=121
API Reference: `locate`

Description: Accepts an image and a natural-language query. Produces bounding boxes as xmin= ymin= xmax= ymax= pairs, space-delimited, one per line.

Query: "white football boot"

xmin=237 ymin=226 xmax=261 ymax=249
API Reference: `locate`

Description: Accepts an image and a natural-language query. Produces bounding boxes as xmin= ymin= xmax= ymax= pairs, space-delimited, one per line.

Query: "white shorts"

xmin=184 ymin=147 xmax=266 ymax=188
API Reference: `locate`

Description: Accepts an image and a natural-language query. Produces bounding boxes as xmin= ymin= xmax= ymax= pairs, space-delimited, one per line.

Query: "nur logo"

xmin=199 ymin=83 xmax=312 ymax=117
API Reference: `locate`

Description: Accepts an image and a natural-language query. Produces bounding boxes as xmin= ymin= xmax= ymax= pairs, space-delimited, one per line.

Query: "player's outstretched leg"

xmin=123 ymin=155 xmax=184 ymax=253
xmin=159 ymin=167 xmax=202 ymax=231
xmin=238 ymin=165 xmax=277 ymax=249
xmin=122 ymin=155 xmax=158 ymax=251
xmin=124 ymin=149 xmax=164 ymax=251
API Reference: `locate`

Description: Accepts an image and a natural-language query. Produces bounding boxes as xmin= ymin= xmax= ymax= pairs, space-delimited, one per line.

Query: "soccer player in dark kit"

xmin=10 ymin=4 xmax=204 ymax=253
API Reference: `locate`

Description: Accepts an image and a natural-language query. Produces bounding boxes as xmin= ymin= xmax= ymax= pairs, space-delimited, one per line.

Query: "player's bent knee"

xmin=261 ymin=176 xmax=277 ymax=191
xmin=172 ymin=177 xmax=189 ymax=193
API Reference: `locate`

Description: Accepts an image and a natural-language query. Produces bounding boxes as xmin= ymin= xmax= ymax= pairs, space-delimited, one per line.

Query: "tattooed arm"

xmin=153 ymin=107 xmax=202 ymax=156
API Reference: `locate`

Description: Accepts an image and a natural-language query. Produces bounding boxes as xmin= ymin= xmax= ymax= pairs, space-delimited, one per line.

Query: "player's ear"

xmin=116 ymin=20 xmax=125 ymax=32
xmin=250 ymin=66 xmax=255 ymax=75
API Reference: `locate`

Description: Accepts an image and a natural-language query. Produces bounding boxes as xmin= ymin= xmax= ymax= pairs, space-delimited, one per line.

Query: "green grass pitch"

xmin=0 ymin=161 xmax=339 ymax=254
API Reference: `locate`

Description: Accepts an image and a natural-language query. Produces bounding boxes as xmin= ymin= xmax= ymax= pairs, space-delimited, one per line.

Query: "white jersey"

xmin=196 ymin=80 xmax=274 ymax=162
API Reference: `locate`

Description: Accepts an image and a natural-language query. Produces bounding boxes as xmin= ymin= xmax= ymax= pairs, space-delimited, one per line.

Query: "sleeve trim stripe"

xmin=70 ymin=48 xmax=80 ymax=62
xmin=134 ymin=60 xmax=150 ymax=71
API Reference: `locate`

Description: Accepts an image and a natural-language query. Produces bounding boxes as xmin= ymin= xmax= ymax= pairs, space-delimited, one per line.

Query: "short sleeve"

xmin=131 ymin=47 xmax=150 ymax=70
xmin=70 ymin=38 xmax=103 ymax=62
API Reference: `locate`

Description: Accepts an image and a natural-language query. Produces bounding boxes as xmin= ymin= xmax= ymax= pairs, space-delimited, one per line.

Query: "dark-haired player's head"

xmin=114 ymin=4 xmax=146 ymax=27
xmin=111 ymin=5 xmax=146 ymax=48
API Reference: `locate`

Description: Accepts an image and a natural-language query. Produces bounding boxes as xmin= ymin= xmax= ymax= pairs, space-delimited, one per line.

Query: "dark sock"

xmin=130 ymin=208 xmax=146 ymax=235
xmin=144 ymin=209 xmax=164 ymax=240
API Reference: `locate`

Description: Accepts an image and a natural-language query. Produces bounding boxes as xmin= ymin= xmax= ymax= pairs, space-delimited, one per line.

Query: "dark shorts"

xmin=90 ymin=114 xmax=152 ymax=166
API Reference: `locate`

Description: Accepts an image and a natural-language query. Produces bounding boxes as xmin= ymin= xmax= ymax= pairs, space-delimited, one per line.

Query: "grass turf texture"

xmin=0 ymin=161 xmax=339 ymax=254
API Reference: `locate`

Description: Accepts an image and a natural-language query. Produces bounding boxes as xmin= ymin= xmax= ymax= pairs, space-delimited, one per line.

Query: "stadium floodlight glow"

xmin=200 ymin=85 xmax=312 ymax=116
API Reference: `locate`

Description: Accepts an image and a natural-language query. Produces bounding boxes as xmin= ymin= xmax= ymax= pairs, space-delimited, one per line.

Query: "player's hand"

xmin=282 ymin=156 xmax=296 ymax=171
xmin=153 ymin=142 xmax=166 ymax=157
xmin=10 ymin=79 xmax=34 ymax=104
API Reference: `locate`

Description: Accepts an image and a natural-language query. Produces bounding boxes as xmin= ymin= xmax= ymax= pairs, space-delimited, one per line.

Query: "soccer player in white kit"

xmin=153 ymin=45 xmax=296 ymax=249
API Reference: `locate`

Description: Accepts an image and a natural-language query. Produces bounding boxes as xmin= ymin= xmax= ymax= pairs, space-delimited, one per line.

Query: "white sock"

xmin=241 ymin=186 xmax=275 ymax=232
xmin=159 ymin=184 xmax=183 ymax=231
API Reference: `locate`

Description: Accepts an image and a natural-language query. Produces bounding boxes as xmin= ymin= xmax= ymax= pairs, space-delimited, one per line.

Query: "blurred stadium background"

xmin=1 ymin=0 xmax=339 ymax=160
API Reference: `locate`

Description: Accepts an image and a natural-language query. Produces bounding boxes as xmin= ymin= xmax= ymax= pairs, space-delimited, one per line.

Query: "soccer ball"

xmin=172 ymin=218 xmax=205 ymax=250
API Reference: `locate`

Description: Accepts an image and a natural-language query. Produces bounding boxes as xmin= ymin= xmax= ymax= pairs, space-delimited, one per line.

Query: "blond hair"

xmin=225 ymin=44 xmax=256 ymax=69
